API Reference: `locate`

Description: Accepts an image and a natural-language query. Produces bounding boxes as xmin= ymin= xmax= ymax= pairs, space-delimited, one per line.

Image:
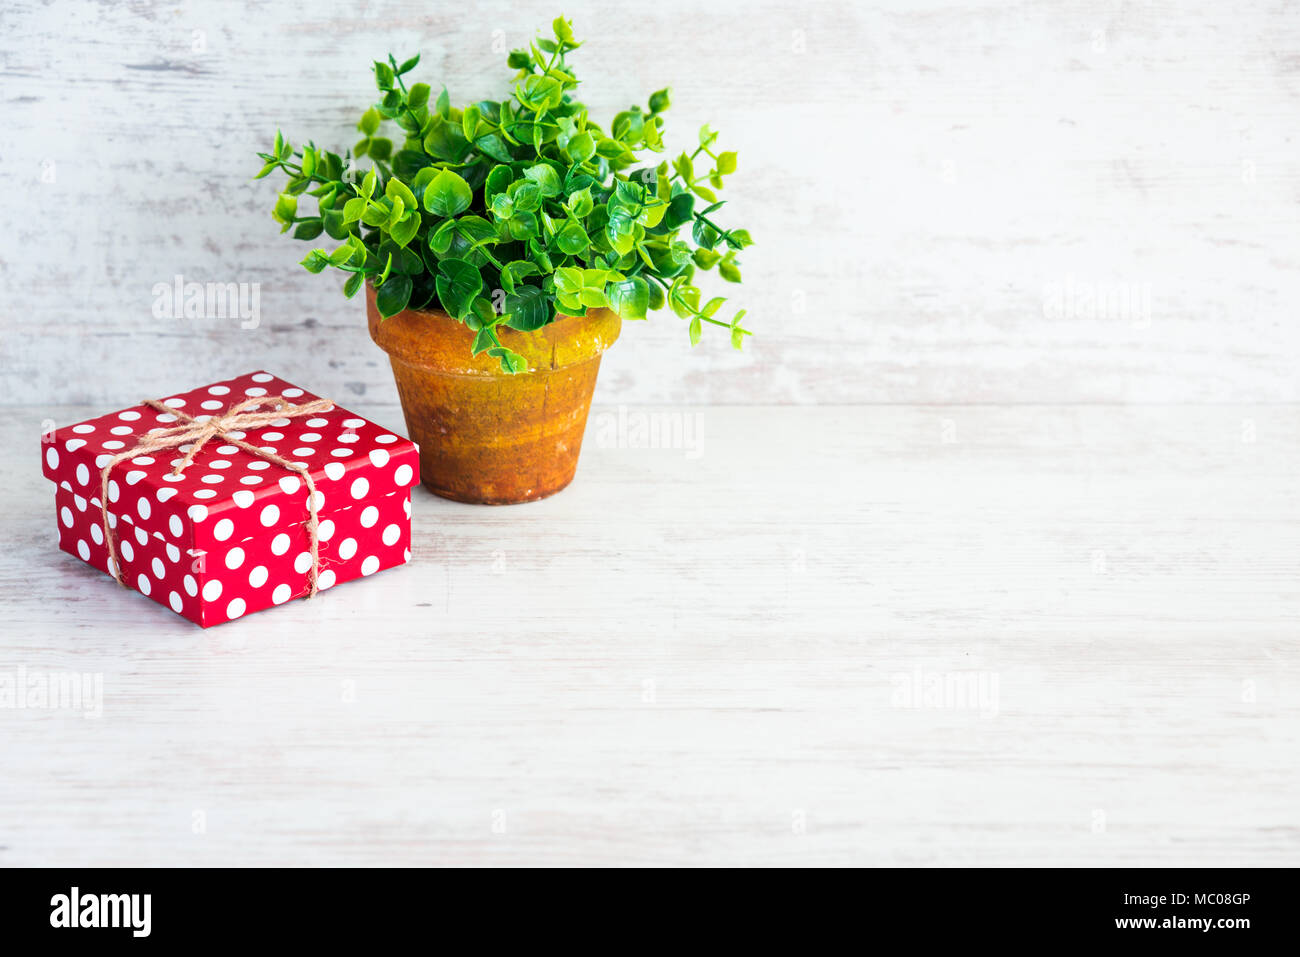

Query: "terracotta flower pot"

xmin=366 ymin=284 xmax=621 ymax=504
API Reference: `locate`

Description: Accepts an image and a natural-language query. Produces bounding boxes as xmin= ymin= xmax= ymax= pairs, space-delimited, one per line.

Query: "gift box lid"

xmin=41 ymin=371 xmax=419 ymax=554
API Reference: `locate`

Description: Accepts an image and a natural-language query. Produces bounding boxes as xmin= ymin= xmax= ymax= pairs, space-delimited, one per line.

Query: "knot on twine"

xmin=98 ymin=394 xmax=335 ymax=598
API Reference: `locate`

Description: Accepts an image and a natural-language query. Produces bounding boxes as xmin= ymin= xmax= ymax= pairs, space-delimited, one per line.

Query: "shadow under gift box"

xmin=40 ymin=371 xmax=420 ymax=627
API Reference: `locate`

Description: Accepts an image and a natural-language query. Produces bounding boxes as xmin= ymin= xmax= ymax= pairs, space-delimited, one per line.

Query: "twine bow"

xmin=98 ymin=394 xmax=335 ymax=597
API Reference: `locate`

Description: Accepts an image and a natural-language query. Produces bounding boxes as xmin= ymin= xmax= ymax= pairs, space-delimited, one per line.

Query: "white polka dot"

xmin=307 ymin=490 xmax=325 ymax=512
xmin=156 ymin=487 xmax=178 ymax=503
xmin=73 ymin=423 xmax=95 ymax=434
xmin=249 ymin=461 xmax=271 ymax=471
xmin=169 ymin=591 xmax=183 ymax=613
xmin=338 ymin=434 xmax=360 ymax=444
xmin=95 ymin=454 xmax=112 ymax=468
xmin=260 ymin=504 xmax=280 ymax=526
xmin=248 ymin=565 xmax=268 ymax=588
xmin=292 ymin=447 xmax=315 ymax=457
xmin=150 ymin=556 xmax=165 ymax=578
xmin=201 ymin=474 xmax=223 ymax=484
xmin=306 ymin=417 xmax=328 ymax=427
xmin=208 ymin=459 xmax=232 ymax=469
xmin=183 ymin=574 xmax=198 ymax=597
xmin=137 ymin=497 xmax=151 ymax=521
xmin=261 ymin=431 xmax=284 ymax=442
xmin=193 ymin=489 xmax=217 ymax=499
xmin=293 ymin=552 xmax=312 ymax=574
xmin=107 ymin=480 xmax=120 ymax=502
xmin=271 ymin=533 xmax=290 ymax=555
xmin=136 ymin=573 xmax=151 ymax=595
xmin=403 ymin=497 xmax=411 ymax=518
xmin=60 ymin=506 xmax=73 ymax=528
xmin=110 ymin=425 xmax=132 ymax=436
xmin=124 ymin=469 xmax=146 ymax=486
xmin=317 ymin=519 xmax=335 ymax=541
xmin=134 ymin=526 xmax=148 ymax=546
xmin=298 ymin=432 xmax=322 ymax=443
xmin=330 ymin=448 xmax=350 ymax=457
xmin=232 ymin=490 xmax=255 ymax=508
xmin=65 ymin=439 xmax=87 ymax=453
xmin=90 ymin=524 xmax=104 ymax=545
xmin=202 ymin=579 xmax=222 ymax=601
xmin=162 ymin=473 xmax=185 ymax=483
xmin=241 ymin=476 xmax=264 ymax=486
xmin=382 ymin=523 xmax=401 ymax=546
xmin=404 ymin=547 xmax=411 ymax=562
xmin=213 ymin=518 xmax=234 ymax=541
xmin=375 ymin=434 xmax=398 ymax=444
xmin=324 ymin=462 xmax=345 ymax=481
xmin=342 ymin=418 xmax=365 ymax=428
xmin=350 ymin=477 xmax=369 ymax=499
xmin=168 ymin=514 xmax=184 ymax=538
xmin=360 ymin=506 xmax=379 ymax=528
xmin=338 ymin=537 xmax=358 ymax=560
xmin=164 ymin=397 xmax=185 ymax=408
xmin=226 ymin=598 xmax=246 ymax=619
xmin=393 ymin=464 xmax=413 ymax=486
xmin=45 ymin=447 xmax=59 ymax=469
xmin=217 ymin=445 xmax=239 ymax=455
xmin=76 ymin=540 xmax=90 ymax=560
xmin=166 ymin=543 xmax=180 ymax=562
xmin=119 ymin=410 xmax=142 ymax=420
xmin=361 ymin=555 xmax=380 ymax=576
xmin=278 ymin=476 xmax=301 ymax=495
xmin=155 ymin=413 xmax=177 ymax=423
xmin=368 ymin=449 xmax=390 ymax=468
xmin=120 ymin=540 xmax=134 ymax=562
xmin=281 ymin=388 xmax=303 ymax=397
xmin=102 ymin=440 xmax=125 ymax=450
xmin=272 ymin=583 xmax=292 ymax=604
xmin=225 ymin=547 xmax=245 ymax=570
xmin=131 ymin=456 xmax=154 ymax=466
xmin=208 ymin=385 xmax=231 ymax=395
xmin=201 ymin=400 xmax=223 ymax=410
xmin=245 ymin=386 xmax=267 ymax=396
xmin=317 ymin=569 xmax=336 ymax=589
xmin=251 ymin=372 xmax=274 ymax=383
xmin=73 ymin=494 xmax=87 ymax=512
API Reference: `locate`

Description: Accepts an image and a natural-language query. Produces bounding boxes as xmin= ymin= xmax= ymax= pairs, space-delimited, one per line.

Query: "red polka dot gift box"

xmin=40 ymin=371 xmax=420 ymax=627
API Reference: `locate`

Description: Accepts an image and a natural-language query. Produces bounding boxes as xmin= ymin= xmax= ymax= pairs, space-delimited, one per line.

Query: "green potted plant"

xmin=254 ymin=16 xmax=753 ymax=504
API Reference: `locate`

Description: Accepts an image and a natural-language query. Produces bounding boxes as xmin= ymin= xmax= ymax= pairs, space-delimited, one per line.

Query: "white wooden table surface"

xmin=2 ymin=402 xmax=1296 ymax=866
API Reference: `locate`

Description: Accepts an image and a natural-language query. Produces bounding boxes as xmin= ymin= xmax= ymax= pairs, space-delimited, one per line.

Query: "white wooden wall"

xmin=4 ymin=0 xmax=1297 ymax=407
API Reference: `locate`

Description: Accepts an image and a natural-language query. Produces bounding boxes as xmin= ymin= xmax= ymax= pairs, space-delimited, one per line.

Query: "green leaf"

xmin=607 ymin=277 xmax=649 ymax=320
xmin=343 ymin=271 xmax=364 ymax=299
xmin=523 ymin=164 xmax=562 ymax=198
xmin=556 ymin=222 xmax=589 ymax=256
xmin=407 ymin=82 xmax=430 ymax=110
xmin=374 ymin=61 xmax=395 ymax=90
xmin=436 ymin=87 xmax=451 ymax=119
xmin=358 ymin=108 xmax=381 ymax=135
xmin=488 ymin=346 xmax=527 ymax=374
xmin=375 ymin=274 xmax=412 ymax=318
xmin=717 ymin=151 xmax=738 ymax=175
xmin=689 ymin=315 xmax=702 ymax=346
xmin=385 ymin=177 xmax=417 ymax=210
xmin=566 ymin=132 xmax=596 ymax=163
xmin=293 ymin=219 xmax=324 ymax=240
xmin=648 ymin=88 xmax=671 ymax=114
xmin=435 ymin=258 xmax=483 ymax=319
xmin=503 ymin=285 xmax=552 ymax=331
xmin=397 ymin=54 xmax=421 ymax=75
xmin=423 ymin=168 xmax=473 ymax=217
xmin=390 ymin=210 xmax=420 ymax=248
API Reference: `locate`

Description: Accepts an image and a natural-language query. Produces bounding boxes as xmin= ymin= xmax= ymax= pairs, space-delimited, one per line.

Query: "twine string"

xmin=97 ymin=395 xmax=334 ymax=597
